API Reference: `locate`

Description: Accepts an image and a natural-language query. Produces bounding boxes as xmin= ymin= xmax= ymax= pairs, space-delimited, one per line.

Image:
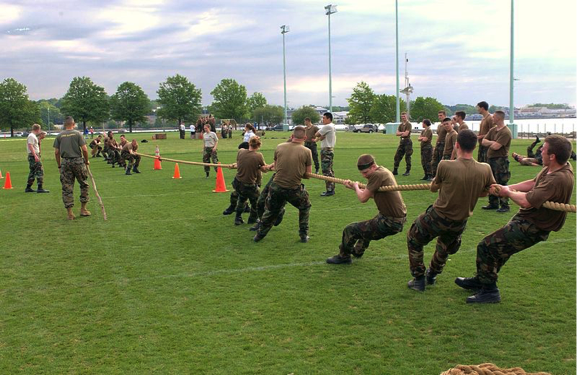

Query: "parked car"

xmin=354 ymin=124 xmax=378 ymax=133
xmin=267 ymin=124 xmax=285 ymax=131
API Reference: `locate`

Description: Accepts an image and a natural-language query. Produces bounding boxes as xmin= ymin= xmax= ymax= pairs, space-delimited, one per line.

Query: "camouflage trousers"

xmin=340 ymin=214 xmax=405 ymax=257
xmin=203 ymin=147 xmax=219 ymax=173
xmin=407 ymin=206 xmax=468 ymax=277
xmin=431 ymin=142 xmax=444 ymax=176
xmin=488 ymin=157 xmax=510 ymax=208
xmin=27 ymin=154 xmax=44 ymax=186
xmin=232 ymin=178 xmax=259 ymax=221
xmin=393 ymin=139 xmax=413 ymax=171
xmin=60 ymin=157 xmax=89 ymax=209
xmin=321 ymin=148 xmax=335 ymax=192
xmin=420 ymin=144 xmax=433 ymax=176
xmin=257 ymin=182 xmax=311 ymax=238
xmin=477 ymin=145 xmax=489 ymax=163
xmin=475 ymin=214 xmax=550 ymax=285
xmin=108 ymin=149 xmax=120 ymax=165
xmin=305 ymin=142 xmax=320 ymax=171
xmin=121 ymin=151 xmax=141 ymax=169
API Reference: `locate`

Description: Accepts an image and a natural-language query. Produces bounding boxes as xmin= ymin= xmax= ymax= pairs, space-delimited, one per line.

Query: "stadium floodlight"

xmin=281 ymin=25 xmax=290 ymax=129
xmin=325 ymin=4 xmax=337 ymax=112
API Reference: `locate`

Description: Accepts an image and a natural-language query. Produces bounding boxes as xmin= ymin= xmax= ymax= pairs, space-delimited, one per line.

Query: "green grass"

xmin=0 ymin=131 xmax=575 ymax=374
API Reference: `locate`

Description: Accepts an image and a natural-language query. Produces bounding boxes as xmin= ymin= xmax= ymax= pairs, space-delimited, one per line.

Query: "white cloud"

xmin=0 ymin=3 xmax=21 ymax=24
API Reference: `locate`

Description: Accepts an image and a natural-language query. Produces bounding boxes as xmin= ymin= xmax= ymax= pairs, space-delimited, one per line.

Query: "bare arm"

xmin=495 ymin=185 xmax=532 ymax=208
xmin=55 ymin=148 xmax=61 ymax=169
xmin=303 ymin=164 xmax=312 ymax=178
xmin=344 ymin=180 xmax=373 ymax=203
xmin=28 ymin=143 xmax=39 ymax=161
xmin=81 ymin=145 xmax=90 ymax=165
xmin=509 ymin=179 xmax=536 ymax=192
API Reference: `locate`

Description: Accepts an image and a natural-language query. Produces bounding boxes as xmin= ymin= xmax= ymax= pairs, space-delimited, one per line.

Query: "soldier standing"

xmin=454 ymin=111 xmax=469 ymax=133
xmin=393 ymin=112 xmax=413 ymax=176
xmin=406 ymin=130 xmax=495 ymax=291
xmin=326 ymin=154 xmax=407 ymax=264
xmin=457 ymin=135 xmax=574 ymax=303
xmin=431 ymin=110 xmax=447 ymax=177
xmin=254 ymin=126 xmax=312 ymax=243
xmin=442 ymin=118 xmax=458 ymax=160
xmin=25 ymin=123 xmax=49 ymax=193
xmin=476 ymin=101 xmax=494 ymax=163
xmin=122 ymin=139 xmax=141 ymax=175
xmin=232 ymin=137 xmax=268 ymax=226
xmin=53 ymin=116 xmax=91 ymax=220
xmin=202 ymin=124 xmax=219 ymax=178
xmin=315 ymin=112 xmax=336 ymax=196
xmin=418 ymin=119 xmax=433 ymax=181
xmin=304 ymin=117 xmax=320 ymax=174
xmin=482 ymin=110 xmax=512 ymax=213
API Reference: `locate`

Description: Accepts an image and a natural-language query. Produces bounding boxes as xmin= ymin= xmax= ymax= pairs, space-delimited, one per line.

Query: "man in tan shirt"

xmin=432 ymin=110 xmax=448 ymax=177
xmin=457 ymin=135 xmax=574 ymax=303
xmin=254 ymin=126 xmax=312 ymax=243
xmin=393 ymin=112 xmax=413 ymax=176
xmin=476 ymin=101 xmax=494 ymax=163
xmin=303 ymin=117 xmax=320 ymax=174
xmin=326 ymin=154 xmax=407 ymax=264
xmin=454 ymin=111 xmax=469 ymax=133
xmin=482 ymin=110 xmax=512 ymax=213
xmin=407 ymin=130 xmax=495 ymax=291
xmin=442 ymin=118 xmax=457 ymax=160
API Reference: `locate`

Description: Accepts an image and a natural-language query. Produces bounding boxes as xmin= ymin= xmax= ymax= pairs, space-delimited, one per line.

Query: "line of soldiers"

xmin=395 ymin=102 xmax=517 ymax=214
xmin=89 ymin=131 xmax=141 ymax=175
xmin=221 ymin=120 xmax=574 ymax=304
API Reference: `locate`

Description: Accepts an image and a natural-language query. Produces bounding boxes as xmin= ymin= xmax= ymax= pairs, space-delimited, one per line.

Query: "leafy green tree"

xmin=0 ymin=78 xmax=41 ymax=137
xmin=370 ymin=94 xmax=405 ymax=124
xmin=489 ymin=105 xmax=505 ymax=113
xmin=409 ymin=96 xmax=445 ymax=122
xmin=291 ymin=106 xmax=321 ymax=125
xmin=247 ymin=92 xmax=268 ymax=118
xmin=157 ymin=74 xmax=202 ymax=126
xmin=38 ymin=100 xmax=63 ymax=128
xmin=347 ymin=81 xmax=375 ymax=124
xmin=253 ymin=105 xmax=284 ymax=125
xmin=209 ymin=79 xmax=248 ymax=122
xmin=61 ymin=77 xmax=109 ymax=132
xmin=110 ymin=82 xmax=151 ymax=133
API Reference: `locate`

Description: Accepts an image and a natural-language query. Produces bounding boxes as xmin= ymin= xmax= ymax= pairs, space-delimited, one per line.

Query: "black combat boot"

xmin=222 ymin=205 xmax=235 ymax=215
xmin=125 ymin=166 xmax=132 ymax=175
xmin=425 ymin=268 xmax=438 ymax=285
xmin=454 ymin=276 xmax=482 ymax=290
xmin=466 ymin=286 xmax=501 ymax=304
xmin=326 ymin=254 xmax=352 ymax=264
xmin=402 ymin=170 xmax=410 ymax=176
xmin=392 ymin=168 xmax=398 ymax=175
xmin=25 ymin=185 xmax=36 ymax=193
xmin=132 ymin=166 xmax=141 ymax=174
xmin=36 ymin=184 xmax=49 ymax=193
xmin=407 ymin=276 xmax=425 ymax=292
xmin=235 ymin=214 xmax=244 ymax=226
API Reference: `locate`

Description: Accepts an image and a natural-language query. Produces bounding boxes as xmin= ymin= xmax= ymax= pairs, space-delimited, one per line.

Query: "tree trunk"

xmin=10 ymin=123 xmax=14 ymax=138
xmin=129 ymin=121 xmax=133 ymax=133
xmin=83 ymin=121 xmax=87 ymax=132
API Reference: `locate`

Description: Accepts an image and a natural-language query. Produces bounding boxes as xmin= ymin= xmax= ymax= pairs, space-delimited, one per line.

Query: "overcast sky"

xmin=1 ymin=0 xmax=575 ymax=108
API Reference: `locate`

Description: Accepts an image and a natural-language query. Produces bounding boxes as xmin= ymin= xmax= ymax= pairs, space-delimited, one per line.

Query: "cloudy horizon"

xmin=1 ymin=0 xmax=576 ymax=109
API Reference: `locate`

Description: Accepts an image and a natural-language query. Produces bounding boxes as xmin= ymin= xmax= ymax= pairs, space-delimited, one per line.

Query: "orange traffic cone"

xmin=0 ymin=169 xmax=3 ymax=179
xmin=153 ymin=158 xmax=162 ymax=170
xmin=213 ymin=165 xmax=229 ymax=193
xmin=2 ymin=172 xmax=13 ymax=189
xmin=172 ymin=163 xmax=182 ymax=179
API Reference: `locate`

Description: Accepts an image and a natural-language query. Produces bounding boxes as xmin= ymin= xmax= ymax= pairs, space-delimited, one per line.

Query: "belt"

xmin=322 ymin=147 xmax=334 ymax=151
xmin=62 ymin=157 xmax=82 ymax=159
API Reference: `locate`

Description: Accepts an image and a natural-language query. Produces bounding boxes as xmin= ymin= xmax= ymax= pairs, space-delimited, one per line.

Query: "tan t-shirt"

xmin=478 ymin=114 xmax=494 ymax=141
xmin=236 ymin=149 xmax=266 ymax=185
xmin=517 ymin=163 xmax=574 ymax=232
xmin=436 ymin=123 xmax=447 ymax=144
xmin=122 ymin=143 xmax=138 ymax=152
xmin=366 ymin=166 xmax=407 ymax=218
xmin=485 ymin=126 xmax=512 ymax=159
xmin=433 ymin=158 xmax=496 ymax=221
xmin=458 ymin=122 xmax=469 ymax=132
xmin=398 ymin=121 xmax=412 ymax=139
xmin=420 ymin=128 xmax=433 ymax=147
xmin=443 ymin=130 xmax=458 ymax=158
xmin=305 ymin=125 xmax=319 ymax=143
xmin=273 ymin=142 xmax=312 ymax=189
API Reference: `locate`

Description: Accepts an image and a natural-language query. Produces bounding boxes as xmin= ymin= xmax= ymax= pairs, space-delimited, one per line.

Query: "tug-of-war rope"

xmin=136 ymin=153 xmax=576 ymax=213
xmin=441 ymin=362 xmax=550 ymax=375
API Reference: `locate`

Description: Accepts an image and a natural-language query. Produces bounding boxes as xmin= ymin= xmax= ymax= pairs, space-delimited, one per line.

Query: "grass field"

xmin=0 ymin=131 xmax=575 ymax=374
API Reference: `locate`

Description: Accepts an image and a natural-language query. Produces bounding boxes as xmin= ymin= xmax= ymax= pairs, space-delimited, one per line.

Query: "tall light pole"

xmin=325 ymin=4 xmax=337 ymax=113
xmin=281 ymin=25 xmax=290 ymax=129
xmin=508 ymin=0 xmax=517 ymax=138
xmin=47 ymin=106 xmax=50 ymax=132
xmin=395 ymin=0 xmax=400 ymax=123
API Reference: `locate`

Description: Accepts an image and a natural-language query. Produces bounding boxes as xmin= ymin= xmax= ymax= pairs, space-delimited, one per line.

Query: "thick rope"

xmin=137 ymin=153 xmax=235 ymax=169
xmin=86 ymin=165 xmax=107 ymax=221
xmin=136 ymin=152 xmax=575 ymax=212
xmin=441 ymin=362 xmax=551 ymax=375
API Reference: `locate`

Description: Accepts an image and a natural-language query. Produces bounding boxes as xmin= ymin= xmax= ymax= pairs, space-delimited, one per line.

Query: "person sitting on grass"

xmin=512 ymin=135 xmax=543 ymax=166
xmin=326 ymin=154 xmax=407 ymax=265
